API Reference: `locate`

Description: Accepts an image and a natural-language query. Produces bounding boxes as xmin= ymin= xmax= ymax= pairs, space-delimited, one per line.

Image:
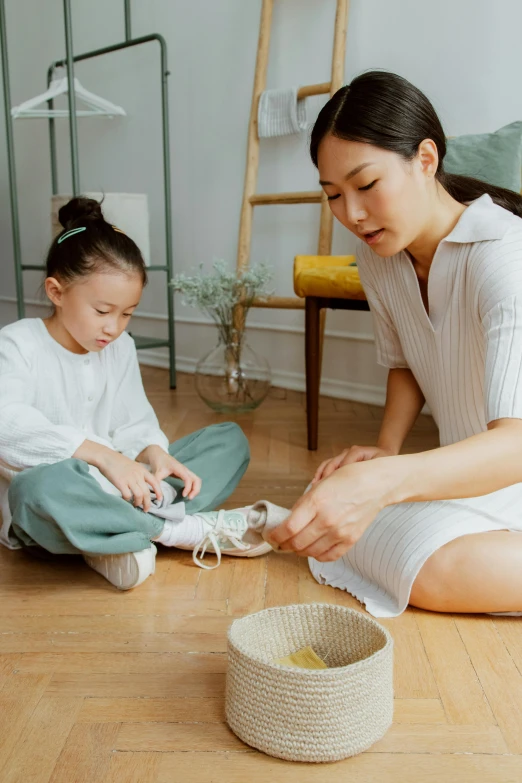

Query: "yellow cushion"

xmin=293 ymin=255 xmax=366 ymax=300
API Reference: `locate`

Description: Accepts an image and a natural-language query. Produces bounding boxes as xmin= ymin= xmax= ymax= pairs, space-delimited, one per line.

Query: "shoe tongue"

xmin=218 ymin=513 xmax=240 ymax=531
xmin=214 ymin=512 xmax=246 ymax=538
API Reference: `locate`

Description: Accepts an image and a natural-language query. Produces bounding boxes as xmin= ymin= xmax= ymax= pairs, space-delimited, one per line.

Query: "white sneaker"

xmin=192 ymin=509 xmax=272 ymax=570
xmin=83 ymin=543 xmax=157 ymax=590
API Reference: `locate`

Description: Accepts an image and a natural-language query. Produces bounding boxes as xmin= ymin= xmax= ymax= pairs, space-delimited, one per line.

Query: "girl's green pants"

xmin=8 ymin=423 xmax=250 ymax=555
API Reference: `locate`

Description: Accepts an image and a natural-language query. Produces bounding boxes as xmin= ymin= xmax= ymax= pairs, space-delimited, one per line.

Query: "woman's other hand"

xmin=312 ymin=445 xmax=395 ymax=484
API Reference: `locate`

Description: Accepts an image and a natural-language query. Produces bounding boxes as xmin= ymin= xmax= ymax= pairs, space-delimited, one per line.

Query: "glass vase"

xmin=195 ymin=336 xmax=271 ymax=413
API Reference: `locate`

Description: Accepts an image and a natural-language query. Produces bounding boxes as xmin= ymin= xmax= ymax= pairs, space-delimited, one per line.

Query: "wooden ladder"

xmin=236 ymin=0 xmax=349 ymax=310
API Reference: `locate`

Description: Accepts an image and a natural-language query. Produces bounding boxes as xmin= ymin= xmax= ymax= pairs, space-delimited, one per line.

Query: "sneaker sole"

xmin=83 ymin=544 xmax=156 ymax=590
xmin=212 ymin=541 xmax=273 ymax=558
xmin=174 ymin=541 xmax=272 ymax=558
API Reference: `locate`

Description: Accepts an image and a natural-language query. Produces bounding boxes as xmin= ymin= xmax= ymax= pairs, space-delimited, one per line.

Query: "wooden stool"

xmin=294 ymin=255 xmax=370 ymax=450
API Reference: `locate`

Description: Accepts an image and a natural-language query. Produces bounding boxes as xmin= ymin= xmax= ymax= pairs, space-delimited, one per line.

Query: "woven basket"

xmin=226 ymin=603 xmax=393 ymax=763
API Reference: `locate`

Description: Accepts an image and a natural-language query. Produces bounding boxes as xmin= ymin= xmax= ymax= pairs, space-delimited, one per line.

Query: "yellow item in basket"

xmin=275 ymin=645 xmax=328 ymax=670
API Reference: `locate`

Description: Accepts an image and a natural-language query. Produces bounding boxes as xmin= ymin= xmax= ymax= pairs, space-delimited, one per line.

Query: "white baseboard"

xmin=0 ymin=296 xmax=385 ymax=406
xmin=0 ymin=295 xmax=376 ymax=343
xmin=137 ymin=348 xmax=387 ymax=406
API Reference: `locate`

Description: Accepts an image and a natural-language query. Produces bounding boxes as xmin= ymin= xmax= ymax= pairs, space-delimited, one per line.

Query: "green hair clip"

xmin=57 ymin=226 xmax=86 ymax=244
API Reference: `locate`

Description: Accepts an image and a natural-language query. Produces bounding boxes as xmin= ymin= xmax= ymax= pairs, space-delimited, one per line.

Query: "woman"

xmin=269 ymin=71 xmax=522 ymax=617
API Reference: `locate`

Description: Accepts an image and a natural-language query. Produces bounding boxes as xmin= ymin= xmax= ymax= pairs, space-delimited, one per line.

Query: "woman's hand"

xmin=312 ymin=445 xmax=395 ymax=484
xmin=269 ymin=458 xmax=400 ymax=562
xmin=97 ymin=450 xmax=163 ymax=513
xmin=141 ymin=445 xmax=201 ymax=501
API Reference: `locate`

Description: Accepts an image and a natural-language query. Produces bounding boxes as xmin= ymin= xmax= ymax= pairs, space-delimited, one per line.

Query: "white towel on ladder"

xmin=257 ymin=87 xmax=307 ymax=138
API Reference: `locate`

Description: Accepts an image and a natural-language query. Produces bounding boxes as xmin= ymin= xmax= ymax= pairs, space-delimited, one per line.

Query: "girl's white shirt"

xmin=0 ymin=318 xmax=169 ymax=548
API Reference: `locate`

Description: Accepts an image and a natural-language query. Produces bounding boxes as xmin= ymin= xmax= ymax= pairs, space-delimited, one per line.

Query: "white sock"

xmin=154 ymin=514 xmax=205 ymax=548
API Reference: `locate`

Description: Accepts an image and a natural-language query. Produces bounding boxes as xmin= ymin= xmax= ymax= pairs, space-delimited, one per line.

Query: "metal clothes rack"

xmin=0 ymin=0 xmax=176 ymax=387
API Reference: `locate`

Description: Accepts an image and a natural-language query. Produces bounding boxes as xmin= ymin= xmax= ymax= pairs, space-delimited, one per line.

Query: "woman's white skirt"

xmin=309 ymin=483 xmax=522 ymax=617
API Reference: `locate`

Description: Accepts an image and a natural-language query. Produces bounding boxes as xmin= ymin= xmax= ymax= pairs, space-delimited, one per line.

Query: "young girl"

xmin=0 ymin=197 xmax=270 ymax=589
xmin=269 ymin=71 xmax=522 ymax=617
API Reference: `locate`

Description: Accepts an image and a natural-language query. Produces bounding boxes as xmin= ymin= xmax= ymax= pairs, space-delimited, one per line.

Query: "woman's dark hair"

xmin=46 ymin=196 xmax=148 ymax=285
xmin=310 ymin=70 xmax=522 ymax=218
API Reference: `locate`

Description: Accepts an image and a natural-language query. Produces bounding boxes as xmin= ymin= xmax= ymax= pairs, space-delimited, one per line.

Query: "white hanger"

xmin=11 ymin=75 xmax=126 ymax=119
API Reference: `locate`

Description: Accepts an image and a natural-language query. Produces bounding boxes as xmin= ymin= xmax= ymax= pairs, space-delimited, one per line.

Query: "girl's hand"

xmin=312 ymin=445 xmax=395 ymax=484
xmin=269 ymin=458 xmax=399 ymax=562
xmin=144 ymin=446 xmax=201 ymax=501
xmin=97 ymin=450 xmax=163 ymax=513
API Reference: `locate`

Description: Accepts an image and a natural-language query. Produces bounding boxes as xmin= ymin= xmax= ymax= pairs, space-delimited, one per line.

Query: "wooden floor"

xmin=1 ymin=367 xmax=521 ymax=782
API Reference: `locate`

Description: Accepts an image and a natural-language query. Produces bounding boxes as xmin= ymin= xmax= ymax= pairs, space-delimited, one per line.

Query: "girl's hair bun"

xmin=58 ymin=196 xmax=104 ymax=230
xmin=48 ymin=195 xmax=147 ymax=287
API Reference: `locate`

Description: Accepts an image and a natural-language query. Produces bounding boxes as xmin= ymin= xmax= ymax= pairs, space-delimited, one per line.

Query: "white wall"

xmin=2 ymin=0 xmax=522 ymax=403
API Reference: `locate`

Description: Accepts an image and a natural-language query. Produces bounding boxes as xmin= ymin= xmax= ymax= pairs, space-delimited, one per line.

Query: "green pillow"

xmin=444 ymin=121 xmax=522 ymax=193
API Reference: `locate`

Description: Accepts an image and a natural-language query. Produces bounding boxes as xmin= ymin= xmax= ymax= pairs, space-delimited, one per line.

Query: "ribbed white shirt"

xmin=356 ymin=194 xmax=522 ymax=446
xmin=0 ymin=319 xmax=169 ymax=548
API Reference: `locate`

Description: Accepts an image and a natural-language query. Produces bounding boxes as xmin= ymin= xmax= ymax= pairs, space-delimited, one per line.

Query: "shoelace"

xmin=192 ymin=509 xmax=249 ymax=570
